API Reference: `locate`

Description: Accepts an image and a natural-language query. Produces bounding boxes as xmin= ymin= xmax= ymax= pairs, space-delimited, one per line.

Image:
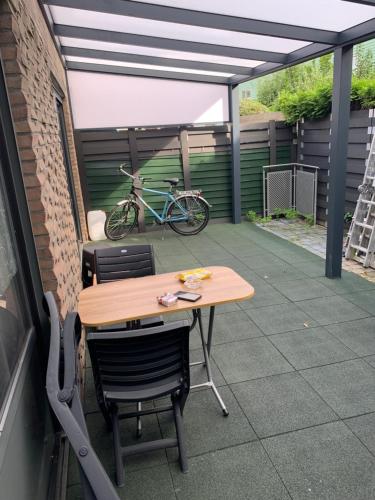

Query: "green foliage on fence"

xmin=240 ymin=99 xmax=269 ymax=116
xmin=276 ymin=78 xmax=375 ymax=124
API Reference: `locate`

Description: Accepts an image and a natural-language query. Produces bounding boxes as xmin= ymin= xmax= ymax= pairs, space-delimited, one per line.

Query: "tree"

xmin=239 ymin=99 xmax=269 ymax=116
xmin=354 ymin=44 xmax=375 ymax=79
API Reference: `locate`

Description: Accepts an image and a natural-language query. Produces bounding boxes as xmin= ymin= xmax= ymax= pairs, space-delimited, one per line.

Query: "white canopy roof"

xmin=43 ymin=0 xmax=375 ymax=84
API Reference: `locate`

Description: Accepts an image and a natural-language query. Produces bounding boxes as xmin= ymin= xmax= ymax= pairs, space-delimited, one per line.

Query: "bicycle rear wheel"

xmin=167 ymin=196 xmax=209 ymax=236
xmin=105 ymin=201 xmax=138 ymax=240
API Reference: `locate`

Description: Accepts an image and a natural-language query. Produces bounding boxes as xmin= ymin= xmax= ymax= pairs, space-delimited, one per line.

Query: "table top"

xmin=78 ymin=266 xmax=255 ymax=327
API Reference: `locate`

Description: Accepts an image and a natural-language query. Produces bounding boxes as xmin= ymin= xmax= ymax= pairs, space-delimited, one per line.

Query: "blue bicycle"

xmin=104 ymin=164 xmax=211 ymax=240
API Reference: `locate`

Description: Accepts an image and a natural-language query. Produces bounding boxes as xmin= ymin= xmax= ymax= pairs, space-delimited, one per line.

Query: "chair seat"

xmin=163 ymin=178 xmax=179 ymax=186
xmin=104 ymin=376 xmax=182 ymax=403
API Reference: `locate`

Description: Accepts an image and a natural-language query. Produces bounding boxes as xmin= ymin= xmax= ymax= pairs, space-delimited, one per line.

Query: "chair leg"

xmin=172 ymin=396 xmax=188 ymax=473
xmin=111 ymin=405 xmax=125 ymax=487
xmin=136 ymin=402 xmax=142 ymax=438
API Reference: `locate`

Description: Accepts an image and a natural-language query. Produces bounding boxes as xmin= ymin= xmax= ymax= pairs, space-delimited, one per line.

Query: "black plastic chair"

xmin=94 ymin=244 xmax=163 ymax=330
xmin=44 ymin=292 xmax=119 ymax=500
xmin=87 ymin=321 xmax=190 ymax=487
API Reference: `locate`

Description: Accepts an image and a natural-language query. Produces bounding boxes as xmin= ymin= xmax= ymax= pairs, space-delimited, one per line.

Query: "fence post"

xmin=128 ymin=128 xmax=145 ymax=232
xmin=269 ymin=120 xmax=277 ymax=165
xmin=325 ymin=45 xmax=353 ymax=278
xmin=230 ymin=85 xmax=241 ymax=224
xmin=179 ymin=127 xmax=191 ymax=190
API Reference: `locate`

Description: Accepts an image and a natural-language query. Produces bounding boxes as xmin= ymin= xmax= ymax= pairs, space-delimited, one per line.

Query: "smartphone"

xmin=174 ymin=291 xmax=202 ymax=302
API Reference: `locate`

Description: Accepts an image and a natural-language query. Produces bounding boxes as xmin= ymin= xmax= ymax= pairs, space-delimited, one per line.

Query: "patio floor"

xmin=68 ymin=222 xmax=375 ymax=500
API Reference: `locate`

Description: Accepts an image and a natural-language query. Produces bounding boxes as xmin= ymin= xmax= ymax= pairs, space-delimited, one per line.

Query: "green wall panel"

xmin=84 ymin=146 xmax=292 ymax=223
xmin=190 ymin=152 xmax=232 ymax=219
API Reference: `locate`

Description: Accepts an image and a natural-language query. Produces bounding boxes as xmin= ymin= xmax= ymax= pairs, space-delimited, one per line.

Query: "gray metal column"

xmin=230 ymin=85 xmax=241 ymax=224
xmin=325 ymin=45 xmax=353 ymax=278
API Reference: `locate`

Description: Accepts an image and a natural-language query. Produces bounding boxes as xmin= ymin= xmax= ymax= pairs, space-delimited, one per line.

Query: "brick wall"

xmin=0 ymin=0 xmax=88 ymax=316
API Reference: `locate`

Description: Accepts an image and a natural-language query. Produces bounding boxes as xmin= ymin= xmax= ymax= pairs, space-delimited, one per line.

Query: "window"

xmin=0 ymin=158 xmax=31 ymax=410
xmin=241 ymin=89 xmax=251 ymax=99
xmin=56 ymin=96 xmax=82 ymax=240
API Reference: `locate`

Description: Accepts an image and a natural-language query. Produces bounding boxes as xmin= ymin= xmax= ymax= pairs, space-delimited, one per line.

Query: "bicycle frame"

xmin=117 ymin=166 xmax=198 ymax=224
xmin=133 ymin=186 xmax=188 ymax=223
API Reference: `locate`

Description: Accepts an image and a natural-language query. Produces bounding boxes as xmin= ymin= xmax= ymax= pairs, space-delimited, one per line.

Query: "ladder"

xmin=345 ymin=134 xmax=375 ymax=267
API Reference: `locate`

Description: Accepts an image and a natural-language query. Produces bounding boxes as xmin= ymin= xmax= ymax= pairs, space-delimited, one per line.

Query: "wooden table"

xmin=79 ymin=266 xmax=255 ymax=415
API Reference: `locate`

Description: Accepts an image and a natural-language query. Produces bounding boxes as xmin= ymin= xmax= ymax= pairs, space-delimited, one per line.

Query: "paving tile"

xmin=301 ymin=359 xmax=375 ymax=418
xmin=170 ymin=442 xmax=290 ymax=500
xmin=364 ymin=355 xmax=375 ymax=368
xmin=189 ymin=348 xmax=226 ymax=388
xmin=86 ymin=409 xmax=167 ymax=474
xmin=200 ymin=301 xmax=241 ymax=317
xmin=326 ymin=318 xmax=375 ymax=356
xmin=231 ymin=372 xmax=337 ymax=438
xmin=316 ymin=273 xmax=375 ymax=295
xmin=293 ymin=259 xmax=326 ymax=278
xmin=117 ymin=464 xmax=176 ymax=500
xmin=254 ymin=263 xmax=309 ymax=283
xmin=343 ymin=289 xmax=375 ymax=315
xmin=246 ymin=303 xmax=317 ymax=335
xmin=199 ymin=310 xmax=263 ymax=344
xmin=269 ymin=327 xmax=356 ymax=369
xmin=296 ymin=295 xmax=369 ymax=326
xmin=236 ymin=252 xmax=287 ymax=270
xmin=263 ymin=421 xmax=375 ymax=500
xmin=273 ymin=278 xmax=334 ymax=302
xmin=212 ymin=337 xmax=293 ymax=384
xmin=159 ymin=387 xmax=255 ymax=461
xmin=345 ymin=412 xmax=375 ymax=455
xmin=239 ymin=283 xmax=290 ymax=309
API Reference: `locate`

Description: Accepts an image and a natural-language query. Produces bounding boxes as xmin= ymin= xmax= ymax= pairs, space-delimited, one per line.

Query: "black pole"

xmin=230 ymin=85 xmax=241 ymax=224
xmin=325 ymin=45 xmax=353 ymax=278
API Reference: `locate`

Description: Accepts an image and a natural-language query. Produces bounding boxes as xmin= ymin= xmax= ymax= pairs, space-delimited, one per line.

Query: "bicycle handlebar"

xmin=119 ymin=164 xmax=153 ymax=184
xmin=119 ymin=164 xmax=135 ymax=179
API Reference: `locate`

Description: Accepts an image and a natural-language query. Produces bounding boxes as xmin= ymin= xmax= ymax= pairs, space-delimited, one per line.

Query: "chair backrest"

xmin=44 ymin=292 xmax=119 ymax=500
xmin=94 ymin=245 xmax=155 ymax=284
xmin=87 ymin=321 xmax=190 ymax=401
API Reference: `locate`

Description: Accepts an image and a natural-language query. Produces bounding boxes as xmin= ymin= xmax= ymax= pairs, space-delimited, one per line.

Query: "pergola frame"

xmin=42 ymin=0 xmax=375 ymax=278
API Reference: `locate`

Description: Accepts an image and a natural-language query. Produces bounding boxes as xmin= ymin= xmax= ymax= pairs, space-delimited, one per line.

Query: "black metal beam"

xmin=61 ymin=46 xmax=255 ymax=76
xmin=342 ymin=0 xmax=375 ymax=6
xmin=229 ymin=85 xmax=241 ymax=224
xmin=325 ymin=45 xmax=353 ymax=278
xmin=55 ymin=24 xmax=286 ymax=63
xmin=65 ymin=60 xmax=234 ymax=84
xmin=45 ymin=0 xmax=339 ymax=44
xmin=231 ymin=42 xmax=334 ymax=84
xmin=230 ymin=63 xmax=282 ymax=84
xmin=339 ymin=18 xmax=375 ymax=45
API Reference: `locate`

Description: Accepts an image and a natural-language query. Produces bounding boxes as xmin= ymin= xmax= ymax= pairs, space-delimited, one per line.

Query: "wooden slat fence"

xmin=75 ymin=121 xmax=292 ymax=224
xmin=74 ymin=109 xmax=374 ymax=228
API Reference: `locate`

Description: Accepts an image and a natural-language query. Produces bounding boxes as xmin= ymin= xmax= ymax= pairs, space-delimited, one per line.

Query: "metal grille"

xmin=296 ymin=170 xmax=315 ymax=216
xmin=266 ymin=170 xmax=292 ymax=214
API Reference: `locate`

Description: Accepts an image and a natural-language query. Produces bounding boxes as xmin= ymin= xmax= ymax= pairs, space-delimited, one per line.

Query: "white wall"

xmin=67 ymin=71 xmax=229 ymax=129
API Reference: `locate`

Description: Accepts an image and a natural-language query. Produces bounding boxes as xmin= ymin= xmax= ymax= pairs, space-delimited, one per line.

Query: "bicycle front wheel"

xmin=167 ymin=196 xmax=209 ymax=236
xmin=104 ymin=201 xmax=138 ymax=240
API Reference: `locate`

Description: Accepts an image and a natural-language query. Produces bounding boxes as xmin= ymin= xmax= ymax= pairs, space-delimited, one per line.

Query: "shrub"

xmin=275 ymin=78 xmax=375 ymax=124
xmin=284 ymin=208 xmax=300 ymax=220
xmin=304 ymin=214 xmax=314 ymax=226
xmin=240 ymin=99 xmax=269 ymax=116
xmin=246 ymin=210 xmax=258 ymax=222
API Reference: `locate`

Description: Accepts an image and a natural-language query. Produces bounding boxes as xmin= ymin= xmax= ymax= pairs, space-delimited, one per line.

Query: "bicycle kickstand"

xmin=161 ymin=222 xmax=167 ymax=241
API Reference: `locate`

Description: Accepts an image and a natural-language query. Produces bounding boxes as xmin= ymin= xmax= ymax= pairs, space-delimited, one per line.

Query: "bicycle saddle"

xmin=163 ymin=178 xmax=179 ymax=186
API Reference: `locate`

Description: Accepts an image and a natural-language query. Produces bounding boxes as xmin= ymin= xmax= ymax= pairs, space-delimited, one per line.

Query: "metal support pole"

xmin=230 ymin=85 xmax=241 ymax=224
xmin=325 ymin=45 xmax=353 ymax=278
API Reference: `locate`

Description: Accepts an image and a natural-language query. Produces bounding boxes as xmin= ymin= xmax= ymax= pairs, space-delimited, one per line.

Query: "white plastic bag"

xmin=87 ymin=210 xmax=107 ymax=241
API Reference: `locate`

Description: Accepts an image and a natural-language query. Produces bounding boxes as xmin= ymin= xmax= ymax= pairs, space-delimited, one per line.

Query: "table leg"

xmin=190 ymin=308 xmax=229 ymax=416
